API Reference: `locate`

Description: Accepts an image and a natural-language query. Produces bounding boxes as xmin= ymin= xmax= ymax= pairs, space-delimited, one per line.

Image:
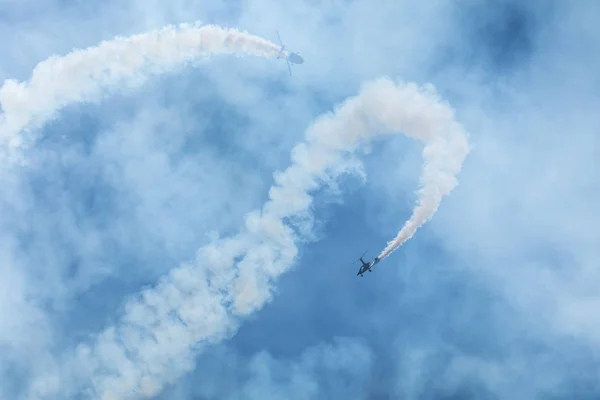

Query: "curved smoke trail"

xmin=375 ymin=96 xmax=468 ymax=261
xmin=0 ymin=23 xmax=280 ymax=163
xmin=0 ymin=23 xmax=470 ymax=399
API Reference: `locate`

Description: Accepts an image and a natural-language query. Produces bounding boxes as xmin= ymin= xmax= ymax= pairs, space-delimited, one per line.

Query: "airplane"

xmin=276 ymin=30 xmax=304 ymax=75
xmin=355 ymin=251 xmax=381 ymax=277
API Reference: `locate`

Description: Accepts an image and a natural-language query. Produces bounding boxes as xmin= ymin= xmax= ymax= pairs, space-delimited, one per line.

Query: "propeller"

xmin=345 ymin=250 xmax=368 ymax=266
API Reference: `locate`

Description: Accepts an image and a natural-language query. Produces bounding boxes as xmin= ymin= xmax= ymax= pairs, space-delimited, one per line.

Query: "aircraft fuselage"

xmin=357 ymin=256 xmax=380 ymax=277
xmin=287 ymin=52 xmax=304 ymax=64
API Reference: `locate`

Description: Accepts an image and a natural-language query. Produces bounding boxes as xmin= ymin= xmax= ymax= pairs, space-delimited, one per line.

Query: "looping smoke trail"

xmin=0 ymin=22 xmax=280 ymax=164
xmin=3 ymin=23 xmax=470 ymax=400
xmin=376 ymin=99 xmax=469 ymax=261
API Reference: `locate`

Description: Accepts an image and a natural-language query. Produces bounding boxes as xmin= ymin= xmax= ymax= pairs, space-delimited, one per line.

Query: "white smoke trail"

xmin=30 ymin=77 xmax=469 ymax=399
xmin=376 ymin=94 xmax=469 ymax=261
xmin=0 ymin=23 xmax=470 ymax=400
xmin=0 ymin=22 xmax=281 ymax=163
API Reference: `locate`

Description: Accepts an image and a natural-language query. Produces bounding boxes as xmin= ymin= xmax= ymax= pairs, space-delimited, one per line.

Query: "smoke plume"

xmin=0 ymin=23 xmax=469 ymax=399
xmin=0 ymin=23 xmax=280 ymax=163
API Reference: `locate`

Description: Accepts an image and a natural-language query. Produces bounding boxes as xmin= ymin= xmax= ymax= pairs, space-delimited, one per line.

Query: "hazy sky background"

xmin=0 ymin=0 xmax=599 ymax=399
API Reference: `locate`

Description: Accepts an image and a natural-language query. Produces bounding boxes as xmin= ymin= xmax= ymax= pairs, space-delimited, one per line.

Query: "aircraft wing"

xmin=286 ymin=59 xmax=292 ymax=76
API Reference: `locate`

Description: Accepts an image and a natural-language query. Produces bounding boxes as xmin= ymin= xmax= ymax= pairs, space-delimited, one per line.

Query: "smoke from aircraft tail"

xmin=7 ymin=23 xmax=469 ymax=399
xmin=0 ymin=23 xmax=280 ymax=163
xmin=375 ymin=97 xmax=469 ymax=261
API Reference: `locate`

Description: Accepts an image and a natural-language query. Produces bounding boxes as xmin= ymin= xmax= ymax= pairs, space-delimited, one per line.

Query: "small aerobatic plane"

xmin=355 ymin=251 xmax=381 ymax=277
xmin=276 ymin=30 xmax=304 ymax=75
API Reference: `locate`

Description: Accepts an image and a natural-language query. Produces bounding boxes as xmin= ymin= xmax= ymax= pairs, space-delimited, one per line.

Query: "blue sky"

xmin=1 ymin=0 xmax=599 ymax=398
